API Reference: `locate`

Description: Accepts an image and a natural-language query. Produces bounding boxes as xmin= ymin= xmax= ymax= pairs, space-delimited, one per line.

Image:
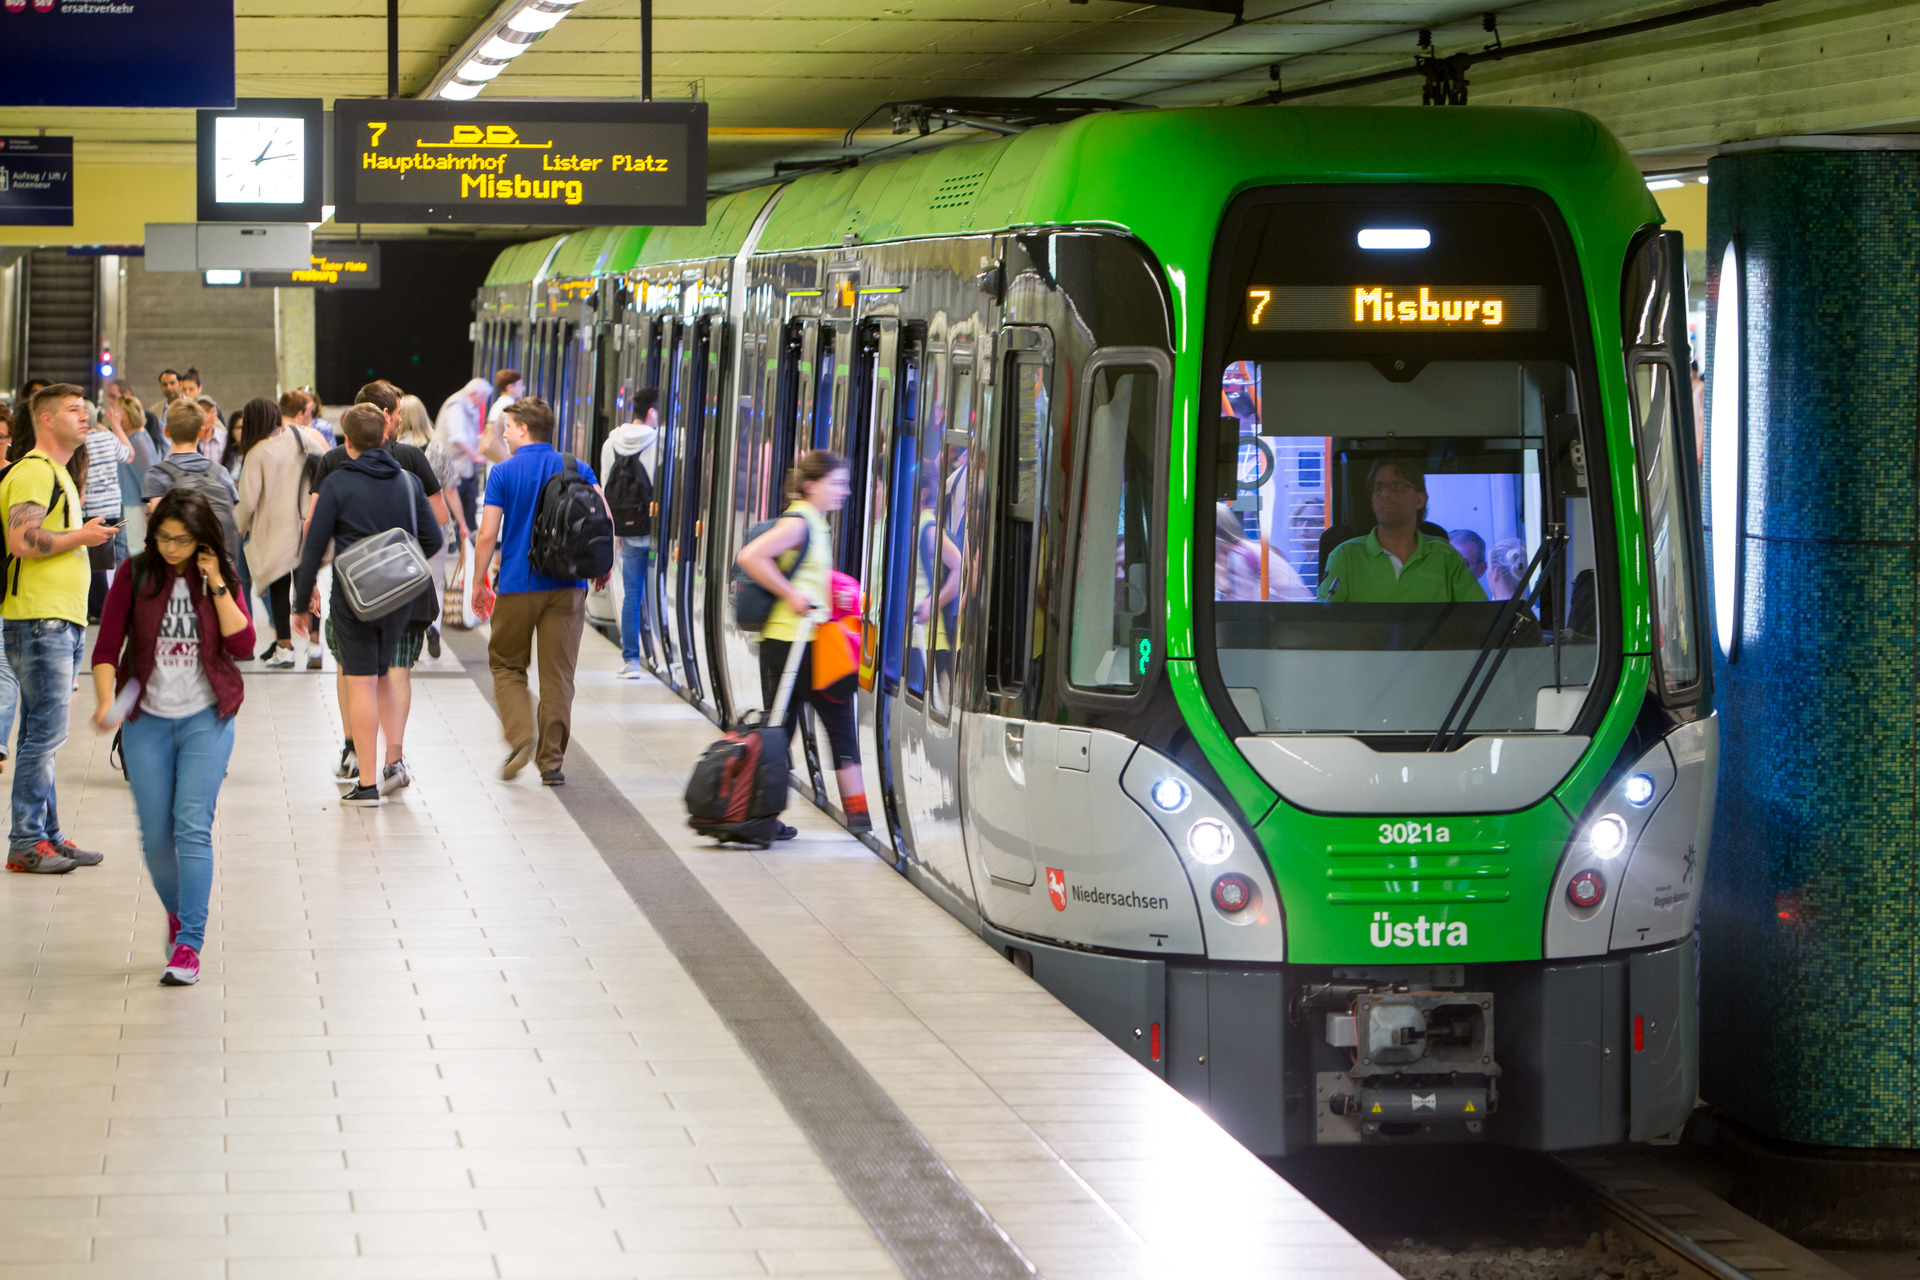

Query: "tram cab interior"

xmin=1212 ymin=357 xmax=1601 ymax=743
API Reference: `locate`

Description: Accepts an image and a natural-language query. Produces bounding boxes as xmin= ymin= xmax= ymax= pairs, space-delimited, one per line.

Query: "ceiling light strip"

xmin=421 ymin=0 xmax=588 ymax=101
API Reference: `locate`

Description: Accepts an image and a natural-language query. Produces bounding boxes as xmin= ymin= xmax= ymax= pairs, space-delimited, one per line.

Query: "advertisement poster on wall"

xmin=1 ymin=0 xmax=233 ymax=107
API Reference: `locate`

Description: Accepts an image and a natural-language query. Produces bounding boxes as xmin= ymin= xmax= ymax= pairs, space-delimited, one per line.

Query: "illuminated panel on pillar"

xmin=1246 ymin=285 xmax=1545 ymax=331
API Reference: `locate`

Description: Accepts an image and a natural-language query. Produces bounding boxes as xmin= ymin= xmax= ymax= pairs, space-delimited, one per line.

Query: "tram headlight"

xmin=1149 ymin=778 xmax=1191 ymax=813
xmin=1624 ymin=773 xmax=1656 ymax=807
xmin=1586 ymin=813 xmax=1629 ymax=860
xmin=1187 ymin=819 xmax=1234 ymax=865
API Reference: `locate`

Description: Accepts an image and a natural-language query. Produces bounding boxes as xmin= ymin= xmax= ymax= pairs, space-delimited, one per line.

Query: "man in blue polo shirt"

xmin=1319 ymin=459 xmax=1486 ymax=604
xmin=472 ymin=397 xmax=608 ymax=786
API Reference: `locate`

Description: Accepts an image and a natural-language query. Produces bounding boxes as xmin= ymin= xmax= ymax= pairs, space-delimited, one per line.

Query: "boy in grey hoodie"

xmin=598 ymin=390 xmax=659 ymax=679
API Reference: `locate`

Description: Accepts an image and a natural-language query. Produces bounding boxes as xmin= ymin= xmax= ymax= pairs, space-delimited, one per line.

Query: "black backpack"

xmin=604 ymin=449 xmax=653 ymax=539
xmin=729 ymin=514 xmax=807 ymax=632
xmin=529 ymin=454 xmax=615 ymax=581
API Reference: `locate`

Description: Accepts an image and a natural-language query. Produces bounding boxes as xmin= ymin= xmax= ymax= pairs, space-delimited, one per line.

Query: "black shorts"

xmin=759 ymin=638 xmax=860 ymax=769
xmin=329 ymin=607 xmax=409 ymax=677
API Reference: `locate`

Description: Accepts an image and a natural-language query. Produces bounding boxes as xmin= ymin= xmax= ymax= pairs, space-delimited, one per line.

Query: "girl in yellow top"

xmin=735 ymin=450 xmax=869 ymax=837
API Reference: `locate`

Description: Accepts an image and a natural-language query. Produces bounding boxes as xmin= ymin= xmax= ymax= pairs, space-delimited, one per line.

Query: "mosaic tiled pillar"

xmin=1702 ymin=144 xmax=1920 ymax=1147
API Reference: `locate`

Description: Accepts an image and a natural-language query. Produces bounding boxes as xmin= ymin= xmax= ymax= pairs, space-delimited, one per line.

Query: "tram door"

xmin=793 ymin=315 xmax=853 ymax=803
xmin=858 ymin=320 xmax=923 ymax=862
xmin=674 ymin=315 xmax=720 ymax=713
xmin=891 ymin=337 xmax=977 ymax=894
xmin=965 ymin=327 xmax=1054 ymax=888
xmin=650 ymin=317 xmax=687 ymax=689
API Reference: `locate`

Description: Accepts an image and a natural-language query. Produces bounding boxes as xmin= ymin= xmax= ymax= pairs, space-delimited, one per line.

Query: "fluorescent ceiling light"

xmin=204 ymin=269 xmax=243 ymax=286
xmin=1698 ymin=175 xmax=1710 ymax=184
xmin=440 ymin=80 xmax=484 ymax=99
xmin=507 ymin=6 xmax=567 ymax=33
xmin=1646 ymin=178 xmax=1685 ymax=191
xmin=1357 ymin=228 xmax=1430 ymax=250
xmin=460 ymin=57 xmax=507 ymax=80
xmin=479 ymin=34 xmax=527 ymax=59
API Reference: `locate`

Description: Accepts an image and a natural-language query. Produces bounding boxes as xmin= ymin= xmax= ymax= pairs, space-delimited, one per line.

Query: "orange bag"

xmin=812 ymin=572 xmax=862 ymax=689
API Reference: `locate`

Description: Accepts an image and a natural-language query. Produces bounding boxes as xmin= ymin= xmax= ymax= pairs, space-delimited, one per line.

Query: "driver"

xmin=1318 ymin=460 xmax=1487 ymax=604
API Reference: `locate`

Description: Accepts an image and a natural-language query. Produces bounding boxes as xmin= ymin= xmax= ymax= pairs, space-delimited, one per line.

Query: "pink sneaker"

xmin=165 ymin=913 xmax=181 ymax=960
xmin=161 ymin=944 xmax=199 ymax=986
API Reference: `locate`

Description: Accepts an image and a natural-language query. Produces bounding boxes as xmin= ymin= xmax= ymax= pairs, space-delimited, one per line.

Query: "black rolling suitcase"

xmin=685 ymin=621 xmax=810 ymax=848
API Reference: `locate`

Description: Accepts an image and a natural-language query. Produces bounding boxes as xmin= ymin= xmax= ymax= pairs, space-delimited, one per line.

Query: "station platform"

xmin=0 ymin=622 xmax=1393 ymax=1280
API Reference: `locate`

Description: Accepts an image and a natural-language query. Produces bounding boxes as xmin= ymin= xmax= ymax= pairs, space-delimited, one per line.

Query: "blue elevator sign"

xmin=0 ymin=0 xmax=233 ymax=108
xmin=0 ymin=137 xmax=73 ymax=227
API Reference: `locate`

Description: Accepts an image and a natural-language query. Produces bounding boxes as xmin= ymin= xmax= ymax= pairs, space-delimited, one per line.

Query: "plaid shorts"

xmin=325 ymin=617 xmax=425 ymax=670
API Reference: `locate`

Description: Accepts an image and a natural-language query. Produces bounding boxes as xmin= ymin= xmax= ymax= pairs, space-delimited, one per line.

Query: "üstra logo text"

xmin=1370 ymin=911 xmax=1468 ymax=948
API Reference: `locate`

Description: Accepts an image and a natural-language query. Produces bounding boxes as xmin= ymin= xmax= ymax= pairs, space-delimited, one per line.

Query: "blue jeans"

xmin=123 ymin=706 xmax=233 ymax=953
xmin=4 ymin=618 xmax=78 ymax=850
xmin=0 ymin=626 xmax=19 ymax=763
xmin=620 ymin=539 xmax=650 ymax=663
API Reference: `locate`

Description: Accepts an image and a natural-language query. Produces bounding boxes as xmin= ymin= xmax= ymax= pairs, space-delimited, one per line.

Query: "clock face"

xmin=213 ymin=116 xmax=305 ymax=205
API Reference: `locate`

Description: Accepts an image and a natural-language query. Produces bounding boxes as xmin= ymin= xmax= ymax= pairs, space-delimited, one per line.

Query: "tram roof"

xmin=491 ymin=105 xmax=1661 ymax=284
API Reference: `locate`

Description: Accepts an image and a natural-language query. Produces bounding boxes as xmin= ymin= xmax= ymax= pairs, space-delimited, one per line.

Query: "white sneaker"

xmin=264 ymin=647 xmax=296 ymax=669
xmin=378 ymin=759 xmax=412 ymax=795
xmin=618 ymin=660 xmax=643 ymax=679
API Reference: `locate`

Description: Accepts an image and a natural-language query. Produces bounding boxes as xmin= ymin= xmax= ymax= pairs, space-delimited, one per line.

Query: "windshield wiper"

xmin=1427 ymin=523 xmax=1567 ymax=753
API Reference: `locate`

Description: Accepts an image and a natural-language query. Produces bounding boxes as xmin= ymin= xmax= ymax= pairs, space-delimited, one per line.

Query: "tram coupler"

xmin=1304 ymin=975 xmax=1501 ymax=1144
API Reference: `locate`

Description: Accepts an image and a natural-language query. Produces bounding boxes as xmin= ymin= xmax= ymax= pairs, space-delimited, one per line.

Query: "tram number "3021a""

xmin=1379 ymin=821 xmax=1452 ymax=845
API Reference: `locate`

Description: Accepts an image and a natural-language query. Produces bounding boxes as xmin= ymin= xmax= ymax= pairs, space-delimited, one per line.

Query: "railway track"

xmin=1278 ymin=1144 xmax=1855 ymax=1280
xmin=1554 ymin=1149 xmax=1852 ymax=1280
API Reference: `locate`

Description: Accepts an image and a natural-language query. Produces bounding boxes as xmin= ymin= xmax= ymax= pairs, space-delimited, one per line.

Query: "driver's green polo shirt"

xmin=1318 ymin=529 xmax=1489 ymax=604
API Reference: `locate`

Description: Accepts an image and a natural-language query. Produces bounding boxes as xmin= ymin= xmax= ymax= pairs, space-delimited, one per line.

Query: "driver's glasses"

xmin=1371 ymin=481 xmax=1418 ymax=496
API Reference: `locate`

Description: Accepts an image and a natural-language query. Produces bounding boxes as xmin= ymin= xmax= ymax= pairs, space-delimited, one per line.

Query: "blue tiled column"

xmin=1702 ymin=144 xmax=1920 ymax=1147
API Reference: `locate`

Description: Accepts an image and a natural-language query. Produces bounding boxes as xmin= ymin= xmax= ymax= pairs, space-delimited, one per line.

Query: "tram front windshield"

xmin=1209 ymin=194 xmax=1605 ymax=740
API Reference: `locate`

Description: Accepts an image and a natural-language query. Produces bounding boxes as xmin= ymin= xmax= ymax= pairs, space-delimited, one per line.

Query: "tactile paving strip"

xmin=450 ymin=632 xmax=1037 ymax=1280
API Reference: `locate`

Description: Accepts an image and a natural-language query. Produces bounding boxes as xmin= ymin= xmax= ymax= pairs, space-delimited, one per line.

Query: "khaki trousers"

xmin=488 ymin=588 xmax=586 ymax=773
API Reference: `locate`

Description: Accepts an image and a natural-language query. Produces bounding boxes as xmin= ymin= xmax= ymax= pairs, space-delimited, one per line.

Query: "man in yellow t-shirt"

xmin=3 ymin=385 xmax=115 ymax=875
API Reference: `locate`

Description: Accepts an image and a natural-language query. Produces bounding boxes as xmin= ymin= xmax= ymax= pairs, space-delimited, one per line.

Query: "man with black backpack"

xmin=598 ymin=390 xmax=657 ymax=680
xmin=471 ymin=396 xmax=613 ymax=787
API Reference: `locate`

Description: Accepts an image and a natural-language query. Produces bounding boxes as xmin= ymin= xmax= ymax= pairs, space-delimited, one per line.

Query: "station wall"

xmin=123 ymin=256 xmax=278 ymax=416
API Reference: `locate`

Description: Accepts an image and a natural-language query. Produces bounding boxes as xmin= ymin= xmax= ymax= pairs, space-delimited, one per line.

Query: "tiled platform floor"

xmin=0 ymin=621 xmax=1396 ymax=1280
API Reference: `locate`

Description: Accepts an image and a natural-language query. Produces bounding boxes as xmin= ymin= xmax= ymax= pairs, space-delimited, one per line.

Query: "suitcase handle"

xmin=767 ymin=616 xmax=815 ymax=723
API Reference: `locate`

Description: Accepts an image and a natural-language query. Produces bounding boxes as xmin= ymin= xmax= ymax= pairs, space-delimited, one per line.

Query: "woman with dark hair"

xmin=734 ymin=448 xmax=870 ymax=837
xmin=235 ymin=397 xmax=325 ymax=668
xmin=90 ymin=488 xmax=254 ymax=987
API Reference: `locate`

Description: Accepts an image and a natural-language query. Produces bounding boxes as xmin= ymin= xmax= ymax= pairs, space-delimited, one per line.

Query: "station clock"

xmin=196 ymin=98 xmax=325 ymax=223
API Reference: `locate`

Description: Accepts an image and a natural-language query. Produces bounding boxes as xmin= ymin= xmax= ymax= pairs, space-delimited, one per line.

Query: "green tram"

xmin=472 ymin=106 xmax=1715 ymax=1154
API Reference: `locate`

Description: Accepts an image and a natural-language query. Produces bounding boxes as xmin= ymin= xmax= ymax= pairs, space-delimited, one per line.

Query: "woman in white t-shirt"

xmin=89 ymin=488 xmax=256 ymax=988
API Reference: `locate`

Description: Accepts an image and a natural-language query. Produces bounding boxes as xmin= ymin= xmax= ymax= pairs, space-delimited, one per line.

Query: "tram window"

xmin=906 ymin=351 xmax=948 ymax=701
xmin=1633 ymin=360 xmax=1702 ymax=693
xmin=986 ymin=355 xmax=1048 ymax=696
xmin=771 ymin=320 xmax=812 ymax=518
xmin=1069 ymin=363 xmax=1159 ymax=692
xmin=1212 ymin=359 xmax=1600 ymax=737
xmin=814 ymin=342 xmax=836 ymax=451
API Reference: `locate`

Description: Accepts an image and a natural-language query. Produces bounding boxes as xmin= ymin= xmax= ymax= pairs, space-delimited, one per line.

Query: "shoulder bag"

xmin=333 ymin=471 xmax=434 ymax=621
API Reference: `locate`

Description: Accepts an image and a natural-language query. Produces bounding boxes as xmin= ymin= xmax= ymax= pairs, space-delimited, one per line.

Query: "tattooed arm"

xmin=7 ymin=500 xmax=113 ymax=560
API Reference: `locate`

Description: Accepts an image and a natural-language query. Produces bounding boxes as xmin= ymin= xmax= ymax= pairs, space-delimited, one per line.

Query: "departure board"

xmin=333 ymin=99 xmax=707 ymax=226
xmin=1247 ymin=285 xmax=1544 ymax=332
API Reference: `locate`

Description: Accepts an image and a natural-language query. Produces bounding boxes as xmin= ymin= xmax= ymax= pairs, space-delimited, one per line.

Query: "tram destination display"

xmin=251 ymin=245 xmax=380 ymax=289
xmin=333 ymin=99 xmax=707 ymax=226
xmin=1247 ymin=285 xmax=1544 ymax=331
